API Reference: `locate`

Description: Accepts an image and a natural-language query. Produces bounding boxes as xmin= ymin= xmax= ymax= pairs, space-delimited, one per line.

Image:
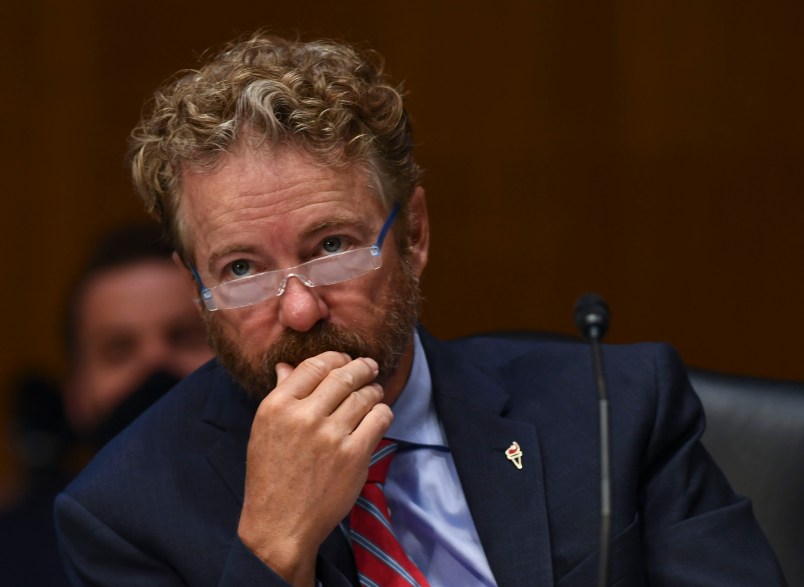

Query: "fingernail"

xmin=362 ymin=357 xmax=379 ymax=372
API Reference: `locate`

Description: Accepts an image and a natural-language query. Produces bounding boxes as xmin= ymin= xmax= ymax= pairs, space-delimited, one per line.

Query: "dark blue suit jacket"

xmin=55 ymin=328 xmax=787 ymax=585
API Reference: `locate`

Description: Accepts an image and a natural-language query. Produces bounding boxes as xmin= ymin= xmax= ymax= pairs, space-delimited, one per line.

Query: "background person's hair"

xmin=128 ymin=31 xmax=421 ymax=265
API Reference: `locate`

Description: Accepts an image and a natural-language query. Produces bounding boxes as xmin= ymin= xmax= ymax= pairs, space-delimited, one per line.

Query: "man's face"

xmin=179 ymin=146 xmax=428 ymax=401
xmin=68 ymin=260 xmax=213 ymax=432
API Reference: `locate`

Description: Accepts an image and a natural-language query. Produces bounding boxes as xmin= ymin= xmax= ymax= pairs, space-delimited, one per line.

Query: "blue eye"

xmin=229 ymin=259 xmax=251 ymax=277
xmin=322 ymin=236 xmax=344 ymax=254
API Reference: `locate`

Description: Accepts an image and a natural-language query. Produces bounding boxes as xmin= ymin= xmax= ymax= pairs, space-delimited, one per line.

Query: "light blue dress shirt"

xmin=383 ymin=332 xmax=497 ymax=586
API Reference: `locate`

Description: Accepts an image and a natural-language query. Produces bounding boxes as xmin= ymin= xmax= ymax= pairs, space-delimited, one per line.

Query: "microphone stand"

xmin=590 ymin=330 xmax=611 ymax=587
xmin=574 ymin=294 xmax=612 ymax=587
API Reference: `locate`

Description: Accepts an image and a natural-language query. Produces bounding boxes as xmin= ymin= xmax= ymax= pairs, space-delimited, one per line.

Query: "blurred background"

xmin=1 ymin=1 xmax=803 ymax=502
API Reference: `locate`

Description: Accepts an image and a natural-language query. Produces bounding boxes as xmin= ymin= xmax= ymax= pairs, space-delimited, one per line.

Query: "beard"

xmin=203 ymin=252 xmax=421 ymax=400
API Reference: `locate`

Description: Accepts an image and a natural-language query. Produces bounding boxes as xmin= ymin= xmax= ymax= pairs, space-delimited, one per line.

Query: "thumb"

xmin=275 ymin=362 xmax=294 ymax=385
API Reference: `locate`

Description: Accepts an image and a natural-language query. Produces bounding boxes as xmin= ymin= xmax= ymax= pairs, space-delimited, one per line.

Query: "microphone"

xmin=574 ymin=293 xmax=612 ymax=587
xmin=574 ymin=293 xmax=610 ymax=341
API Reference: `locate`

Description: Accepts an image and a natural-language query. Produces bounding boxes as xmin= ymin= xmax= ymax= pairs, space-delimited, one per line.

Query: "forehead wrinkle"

xmin=198 ymin=192 xmax=291 ymax=269
xmin=205 ymin=169 xmax=354 ymax=234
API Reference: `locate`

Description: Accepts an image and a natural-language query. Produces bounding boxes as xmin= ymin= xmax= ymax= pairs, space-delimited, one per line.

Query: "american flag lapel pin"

xmin=505 ymin=441 xmax=523 ymax=470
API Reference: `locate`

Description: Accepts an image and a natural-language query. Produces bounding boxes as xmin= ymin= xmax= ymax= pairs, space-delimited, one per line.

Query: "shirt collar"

xmin=386 ymin=331 xmax=447 ymax=448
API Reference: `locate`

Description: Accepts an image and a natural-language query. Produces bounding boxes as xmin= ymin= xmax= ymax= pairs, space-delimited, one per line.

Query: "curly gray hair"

xmin=128 ymin=32 xmax=421 ymax=263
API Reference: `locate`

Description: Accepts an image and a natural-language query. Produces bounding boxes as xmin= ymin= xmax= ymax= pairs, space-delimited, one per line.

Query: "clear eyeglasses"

xmin=190 ymin=204 xmax=400 ymax=311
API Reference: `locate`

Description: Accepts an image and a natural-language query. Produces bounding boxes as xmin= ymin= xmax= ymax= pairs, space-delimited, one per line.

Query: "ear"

xmin=173 ymin=251 xmax=204 ymax=314
xmin=406 ymin=186 xmax=429 ymax=278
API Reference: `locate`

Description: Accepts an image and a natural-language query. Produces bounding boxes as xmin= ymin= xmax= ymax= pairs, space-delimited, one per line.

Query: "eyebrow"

xmin=205 ymin=214 xmax=374 ymax=272
xmin=299 ymin=215 xmax=374 ymax=241
xmin=207 ymin=244 xmax=259 ymax=273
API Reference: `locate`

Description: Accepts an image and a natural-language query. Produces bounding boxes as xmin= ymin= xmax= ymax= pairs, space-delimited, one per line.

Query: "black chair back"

xmin=690 ymin=369 xmax=804 ymax=586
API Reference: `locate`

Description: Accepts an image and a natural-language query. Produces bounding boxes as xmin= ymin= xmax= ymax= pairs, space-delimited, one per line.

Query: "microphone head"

xmin=574 ymin=293 xmax=610 ymax=341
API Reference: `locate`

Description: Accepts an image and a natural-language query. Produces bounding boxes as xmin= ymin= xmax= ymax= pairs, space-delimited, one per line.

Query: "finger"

xmin=328 ymin=383 xmax=385 ymax=434
xmin=273 ymin=351 xmax=352 ymax=400
xmin=305 ymin=357 xmax=380 ymax=416
xmin=349 ymin=403 xmax=394 ymax=457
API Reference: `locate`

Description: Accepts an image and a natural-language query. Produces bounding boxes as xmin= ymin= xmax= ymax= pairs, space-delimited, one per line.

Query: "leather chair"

xmin=689 ymin=368 xmax=804 ymax=586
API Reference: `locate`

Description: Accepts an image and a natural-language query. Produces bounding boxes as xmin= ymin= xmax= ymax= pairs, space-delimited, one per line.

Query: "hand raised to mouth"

xmin=238 ymin=351 xmax=393 ymax=587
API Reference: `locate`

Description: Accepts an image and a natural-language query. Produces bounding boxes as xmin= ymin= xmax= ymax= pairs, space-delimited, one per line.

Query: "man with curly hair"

xmin=55 ymin=32 xmax=786 ymax=586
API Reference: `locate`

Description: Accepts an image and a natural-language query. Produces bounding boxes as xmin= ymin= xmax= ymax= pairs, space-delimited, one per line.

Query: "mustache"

xmin=255 ymin=320 xmax=404 ymax=392
xmin=268 ymin=322 xmax=378 ymax=367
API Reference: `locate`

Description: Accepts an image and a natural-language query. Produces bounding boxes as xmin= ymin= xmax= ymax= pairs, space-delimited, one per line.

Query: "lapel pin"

xmin=505 ymin=441 xmax=523 ymax=470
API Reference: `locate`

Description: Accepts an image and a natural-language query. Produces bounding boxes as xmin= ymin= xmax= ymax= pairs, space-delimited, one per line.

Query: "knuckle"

xmin=294 ymin=409 xmax=319 ymax=430
xmin=300 ymin=355 xmax=330 ymax=378
xmin=300 ymin=351 xmax=348 ymax=379
xmin=350 ymin=389 xmax=371 ymax=409
xmin=329 ymin=367 xmax=356 ymax=388
xmin=319 ymin=425 xmax=341 ymax=446
xmin=256 ymin=392 xmax=283 ymax=417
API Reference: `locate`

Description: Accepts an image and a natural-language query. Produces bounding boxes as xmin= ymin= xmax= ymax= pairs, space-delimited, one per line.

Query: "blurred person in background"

xmin=62 ymin=223 xmax=214 ymax=446
xmin=0 ymin=223 xmax=213 ymax=586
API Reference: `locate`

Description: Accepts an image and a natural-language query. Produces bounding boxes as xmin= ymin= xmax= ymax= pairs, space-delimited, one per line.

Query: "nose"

xmin=140 ymin=336 xmax=175 ymax=373
xmin=277 ymin=274 xmax=329 ymax=332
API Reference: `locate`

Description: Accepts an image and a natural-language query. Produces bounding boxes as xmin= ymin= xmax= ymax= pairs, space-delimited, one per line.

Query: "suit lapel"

xmin=422 ymin=330 xmax=554 ymax=587
xmin=317 ymin=527 xmax=359 ymax=586
xmin=202 ymin=364 xmax=252 ymax=504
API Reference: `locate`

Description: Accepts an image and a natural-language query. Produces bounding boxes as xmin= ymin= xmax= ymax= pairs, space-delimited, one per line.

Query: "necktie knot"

xmin=366 ymin=438 xmax=398 ymax=484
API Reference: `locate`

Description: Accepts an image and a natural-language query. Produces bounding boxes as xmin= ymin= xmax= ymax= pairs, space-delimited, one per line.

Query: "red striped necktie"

xmin=349 ymin=439 xmax=430 ymax=587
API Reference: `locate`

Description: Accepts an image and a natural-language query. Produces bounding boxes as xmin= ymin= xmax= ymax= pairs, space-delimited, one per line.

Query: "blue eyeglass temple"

xmin=189 ymin=202 xmax=401 ymax=293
